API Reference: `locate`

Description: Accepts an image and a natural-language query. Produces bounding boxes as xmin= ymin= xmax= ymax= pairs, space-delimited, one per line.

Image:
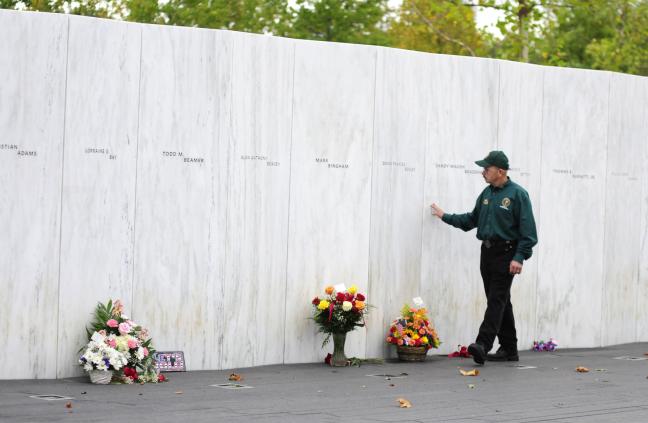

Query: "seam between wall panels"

xmin=418 ymin=56 xmax=431 ymax=324
xmin=131 ymin=26 xmax=144 ymax=323
xmin=55 ymin=16 xmax=71 ymax=379
xmin=365 ymin=47 xmax=379 ymax=357
xmin=219 ymin=34 xmax=235 ymax=371
xmin=282 ymin=42 xmax=297 ymax=365
xmin=534 ymin=68 xmax=546 ymax=346
xmin=600 ymin=73 xmax=612 ymax=347
xmin=495 ymin=60 xmax=501 ymax=150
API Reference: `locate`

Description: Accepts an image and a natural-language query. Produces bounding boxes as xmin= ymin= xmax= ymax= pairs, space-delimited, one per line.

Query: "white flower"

xmin=90 ymin=331 xmax=105 ymax=343
xmin=342 ymin=301 xmax=352 ymax=312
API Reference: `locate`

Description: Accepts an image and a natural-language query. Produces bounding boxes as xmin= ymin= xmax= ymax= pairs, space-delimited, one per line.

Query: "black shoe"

xmin=486 ymin=348 xmax=519 ymax=362
xmin=468 ymin=343 xmax=486 ymax=365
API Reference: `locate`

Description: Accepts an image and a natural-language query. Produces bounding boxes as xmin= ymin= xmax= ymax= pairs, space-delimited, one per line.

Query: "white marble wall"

xmin=601 ymin=73 xmax=645 ymax=346
xmin=222 ymin=33 xmax=294 ymax=368
xmin=366 ymin=48 xmax=430 ymax=358
xmin=635 ymin=80 xmax=648 ymax=341
xmin=421 ymin=56 xmax=499 ymax=355
xmin=536 ymin=67 xmax=610 ymax=347
xmin=132 ymin=25 xmax=230 ymax=371
xmin=56 ymin=16 xmax=141 ymax=378
xmin=0 ymin=11 xmax=68 ymax=379
xmin=283 ymin=40 xmax=376 ymax=363
xmin=2 ymin=10 xmax=648 ymax=379
xmin=496 ymin=61 xmax=544 ymax=351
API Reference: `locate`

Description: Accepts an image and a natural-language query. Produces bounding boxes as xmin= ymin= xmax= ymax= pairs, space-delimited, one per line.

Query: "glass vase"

xmin=331 ymin=332 xmax=348 ymax=366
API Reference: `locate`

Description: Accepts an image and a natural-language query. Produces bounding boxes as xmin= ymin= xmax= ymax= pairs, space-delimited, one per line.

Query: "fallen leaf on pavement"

xmin=229 ymin=373 xmax=242 ymax=381
xmin=595 ymin=368 xmax=608 ymax=372
xmin=575 ymin=366 xmax=590 ymax=373
xmin=175 ymin=391 xmax=183 ymax=394
xmin=460 ymin=369 xmax=480 ymax=376
xmin=468 ymin=384 xmax=475 ymax=389
xmin=397 ymin=398 xmax=412 ymax=408
xmin=65 ymin=402 xmax=72 ymax=409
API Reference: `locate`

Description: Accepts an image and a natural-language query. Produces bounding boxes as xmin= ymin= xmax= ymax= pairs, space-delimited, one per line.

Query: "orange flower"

xmin=324 ymin=285 xmax=334 ymax=295
xmin=355 ymin=301 xmax=365 ymax=310
xmin=397 ymin=339 xmax=404 ymax=346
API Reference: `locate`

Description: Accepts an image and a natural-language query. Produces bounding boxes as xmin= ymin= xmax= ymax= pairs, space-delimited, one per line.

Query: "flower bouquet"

xmin=386 ymin=304 xmax=440 ymax=361
xmin=533 ymin=338 xmax=558 ymax=352
xmin=80 ymin=299 xmax=163 ymax=384
xmin=311 ymin=284 xmax=369 ymax=366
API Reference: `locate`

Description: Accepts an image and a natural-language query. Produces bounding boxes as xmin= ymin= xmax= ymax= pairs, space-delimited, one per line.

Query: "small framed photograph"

xmin=154 ymin=351 xmax=186 ymax=372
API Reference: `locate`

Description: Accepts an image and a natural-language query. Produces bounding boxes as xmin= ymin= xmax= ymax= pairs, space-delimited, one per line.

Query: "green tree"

xmin=389 ymin=0 xmax=487 ymax=56
xmin=158 ymin=0 xmax=291 ymax=33
xmin=289 ymin=0 xmax=390 ymax=45
xmin=540 ymin=0 xmax=648 ymax=75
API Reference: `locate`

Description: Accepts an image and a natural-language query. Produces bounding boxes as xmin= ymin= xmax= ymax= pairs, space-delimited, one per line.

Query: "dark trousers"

xmin=476 ymin=241 xmax=518 ymax=353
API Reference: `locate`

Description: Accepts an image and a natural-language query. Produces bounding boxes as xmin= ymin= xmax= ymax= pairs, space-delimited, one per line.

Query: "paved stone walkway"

xmin=2 ymin=343 xmax=648 ymax=422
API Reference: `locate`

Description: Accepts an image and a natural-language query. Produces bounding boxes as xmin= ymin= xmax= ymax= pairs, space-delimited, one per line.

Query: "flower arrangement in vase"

xmin=311 ymin=284 xmax=369 ymax=366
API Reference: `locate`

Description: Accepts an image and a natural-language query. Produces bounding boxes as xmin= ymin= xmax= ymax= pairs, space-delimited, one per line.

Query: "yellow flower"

xmin=421 ymin=336 xmax=429 ymax=344
xmin=348 ymin=284 xmax=358 ymax=295
xmin=412 ymin=334 xmax=420 ymax=340
xmin=318 ymin=300 xmax=330 ymax=310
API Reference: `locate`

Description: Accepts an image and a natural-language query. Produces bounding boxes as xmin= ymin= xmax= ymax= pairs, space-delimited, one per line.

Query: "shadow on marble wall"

xmin=1 ymin=10 xmax=648 ymax=379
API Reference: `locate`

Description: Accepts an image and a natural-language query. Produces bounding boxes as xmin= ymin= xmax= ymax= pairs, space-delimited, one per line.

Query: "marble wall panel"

xmin=133 ymin=25 xmax=230 ymax=371
xmin=56 ymin=16 xmax=141 ymax=378
xmin=0 ymin=11 xmax=68 ymax=379
xmin=421 ymin=56 xmax=499 ymax=354
xmin=537 ymin=67 xmax=609 ymax=348
xmin=601 ymin=73 xmax=644 ymax=346
xmin=366 ymin=48 xmax=430 ymax=358
xmin=635 ymin=79 xmax=648 ymax=341
xmin=284 ymin=40 xmax=376 ymax=363
xmin=496 ymin=61 xmax=544 ymax=350
xmin=221 ymin=33 xmax=294 ymax=369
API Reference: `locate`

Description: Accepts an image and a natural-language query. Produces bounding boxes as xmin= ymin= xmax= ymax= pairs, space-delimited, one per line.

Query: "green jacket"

xmin=441 ymin=178 xmax=537 ymax=263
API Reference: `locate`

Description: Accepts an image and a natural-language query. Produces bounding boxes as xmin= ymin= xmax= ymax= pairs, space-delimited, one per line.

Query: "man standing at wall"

xmin=430 ymin=151 xmax=537 ymax=365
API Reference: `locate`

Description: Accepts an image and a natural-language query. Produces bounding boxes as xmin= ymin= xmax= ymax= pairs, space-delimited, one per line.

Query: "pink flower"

xmin=143 ymin=347 xmax=149 ymax=357
xmin=107 ymin=319 xmax=118 ymax=328
xmin=98 ymin=330 xmax=107 ymax=336
xmin=118 ymin=322 xmax=132 ymax=335
xmin=127 ymin=338 xmax=139 ymax=349
xmin=108 ymin=339 xmax=117 ymax=348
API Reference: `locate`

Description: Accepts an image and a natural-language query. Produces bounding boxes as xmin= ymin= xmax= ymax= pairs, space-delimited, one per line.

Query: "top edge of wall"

xmin=3 ymin=8 xmax=647 ymax=80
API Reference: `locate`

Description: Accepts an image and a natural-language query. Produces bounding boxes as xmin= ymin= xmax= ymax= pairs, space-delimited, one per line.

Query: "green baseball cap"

xmin=475 ymin=150 xmax=509 ymax=170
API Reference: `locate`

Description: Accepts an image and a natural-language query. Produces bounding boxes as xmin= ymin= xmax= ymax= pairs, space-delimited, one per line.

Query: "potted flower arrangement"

xmin=79 ymin=299 xmax=163 ymax=384
xmin=79 ymin=331 xmax=128 ymax=384
xmin=386 ymin=304 xmax=441 ymax=362
xmin=311 ymin=284 xmax=369 ymax=366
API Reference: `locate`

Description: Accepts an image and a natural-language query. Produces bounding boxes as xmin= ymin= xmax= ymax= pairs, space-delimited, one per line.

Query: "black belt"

xmin=482 ymin=239 xmax=516 ymax=249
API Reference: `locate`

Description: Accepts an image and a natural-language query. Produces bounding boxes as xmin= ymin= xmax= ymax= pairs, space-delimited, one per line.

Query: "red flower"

xmin=324 ymin=353 xmax=332 ymax=365
xmin=336 ymin=292 xmax=346 ymax=302
xmin=123 ymin=367 xmax=138 ymax=380
xmin=345 ymin=293 xmax=353 ymax=301
xmin=158 ymin=374 xmax=166 ymax=382
xmin=312 ymin=297 xmax=320 ymax=305
xmin=356 ymin=293 xmax=365 ymax=301
xmin=448 ymin=345 xmax=471 ymax=358
xmin=328 ymin=303 xmax=335 ymax=322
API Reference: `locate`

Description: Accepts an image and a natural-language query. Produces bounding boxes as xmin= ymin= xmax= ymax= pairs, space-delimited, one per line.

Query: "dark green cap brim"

xmin=475 ymin=159 xmax=489 ymax=168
